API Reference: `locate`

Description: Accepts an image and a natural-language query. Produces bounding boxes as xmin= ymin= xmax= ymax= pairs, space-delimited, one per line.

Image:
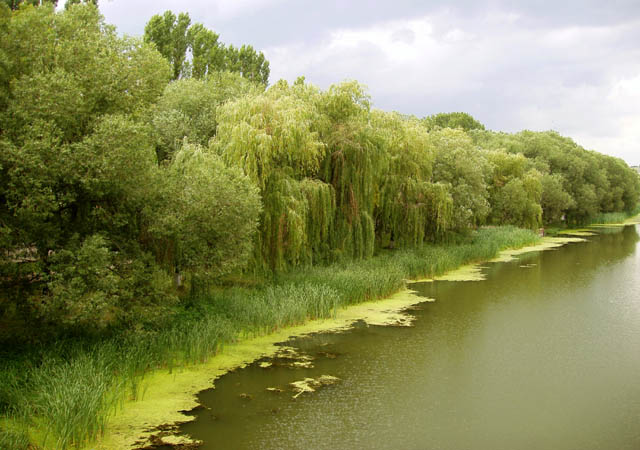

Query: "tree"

xmin=423 ymin=112 xmax=485 ymax=131
xmin=214 ymin=80 xmax=329 ymax=270
xmin=65 ymin=0 xmax=97 ymax=9
xmin=428 ymin=128 xmax=490 ymax=230
xmin=372 ymin=111 xmax=452 ymax=247
xmin=143 ymin=10 xmax=270 ymax=84
xmin=187 ymin=23 xmax=223 ymax=79
xmin=149 ymin=144 xmax=262 ymax=280
xmin=3 ymin=0 xmax=57 ymax=10
xmin=226 ymin=44 xmax=270 ymax=85
xmin=151 ymin=72 xmax=260 ymax=162
xmin=144 ymin=10 xmax=191 ymax=80
xmin=0 ymin=4 xmax=172 ymax=336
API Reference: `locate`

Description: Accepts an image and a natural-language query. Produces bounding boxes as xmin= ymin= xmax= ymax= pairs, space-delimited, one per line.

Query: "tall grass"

xmin=0 ymin=418 xmax=30 ymax=450
xmin=0 ymin=226 xmax=539 ymax=449
xmin=588 ymin=212 xmax=629 ymax=225
xmin=587 ymin=206 xmax=640 ymax=225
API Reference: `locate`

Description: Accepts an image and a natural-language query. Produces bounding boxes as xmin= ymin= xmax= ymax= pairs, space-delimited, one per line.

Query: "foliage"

xmin=484 ymin=150 xmax=543 ymax=228
xmin=540 ymin=173 xmax=574 ymax=224
xmin=224 ymin=44 xmax=270 ymax=85
xmin=148 ymin=143 xmax=262 ymax=279
xmin=144 ymin=10 xmax=270 ymax=83
xmin=3 ymin=0 xmax=57 ymax=10
xmin=187 ymin=22 xmax=223 ymax=79
xmin=0 ymin=5 xmax=260 ymax=341
xmin=372 ymin=111 xmax=452 ymax=247
xmin=428 ymin=128 xmax=490 ymax=230
xmin=423 ymin=111 xmax=485 ymax=131
xmin=215 ymin=81 xmax=330 ymax=270
xmin=65 ymin=0 xmax=97 ymax=9
xmin=471 ymin=130 xmax=640 ymax=225
xmin=151 ymin=72 xmax=260 ymax=161
xmin=143 ymin=10 xmax=191 ymax=80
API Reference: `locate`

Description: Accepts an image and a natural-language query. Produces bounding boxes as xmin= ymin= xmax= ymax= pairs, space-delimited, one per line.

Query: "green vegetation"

xmin=1 ymin=226 xmax=539 ymax=449
xmin=144 ymin=10 xmax=270 ymax=83
xmin=0 ymin=4 xmax=639 ymax=449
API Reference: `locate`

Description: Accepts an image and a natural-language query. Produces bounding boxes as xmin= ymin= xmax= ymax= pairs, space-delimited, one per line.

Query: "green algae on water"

xmin=90 ymin=289 xmax=430 ymax=449
xmin=557 ymin=229 xmax=597 ymax=237
xmin=290 ymin=375 xmax=341 ymax=398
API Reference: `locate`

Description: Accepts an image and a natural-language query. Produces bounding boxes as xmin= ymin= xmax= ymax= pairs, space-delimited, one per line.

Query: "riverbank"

xmin=177 ymin=220 xmax=640 ymax=450
xmin=0 ymin=223 xmax=634 ymax=449
xmin=103 ymin=232 xmax=590 ymax=449
xmin=90 ymin=227 xmax=559 ymax=449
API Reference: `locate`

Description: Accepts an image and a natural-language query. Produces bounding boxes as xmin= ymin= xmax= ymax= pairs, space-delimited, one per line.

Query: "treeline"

xmin=144 ymin=10 xmax=270 ymax=83
xmin=0 ymin=4 xmax=638 ymax=341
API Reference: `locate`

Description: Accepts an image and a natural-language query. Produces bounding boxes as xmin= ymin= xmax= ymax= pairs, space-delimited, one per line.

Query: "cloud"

xmin=94 ymin=1 xmax=640 ymax=164
xmin=264 ymin=10 xmax=640 ymax=164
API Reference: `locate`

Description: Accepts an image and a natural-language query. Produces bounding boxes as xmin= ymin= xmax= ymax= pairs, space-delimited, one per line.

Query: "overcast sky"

xmin=93 ymin=0 xmax=640 ymax=165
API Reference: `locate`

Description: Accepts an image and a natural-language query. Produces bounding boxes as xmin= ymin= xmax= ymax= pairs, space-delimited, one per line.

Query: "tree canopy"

xmin=144 ymin=10 xmax=270 ymax=83
xmin=423 ymin=112 xmax=486 ymax=131
xmin=0 ymin=4 xmax=261 ymax=338
xmin=0 ymin=4 xmax=638 ymax=341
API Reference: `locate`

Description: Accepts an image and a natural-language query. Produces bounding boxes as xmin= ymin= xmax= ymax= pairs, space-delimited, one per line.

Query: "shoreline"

xmin=92 ymin=232 xmax=602 ymax=449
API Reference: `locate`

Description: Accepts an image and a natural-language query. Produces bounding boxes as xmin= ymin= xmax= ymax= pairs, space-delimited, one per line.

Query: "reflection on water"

xmin=174 ymin=226 xmax=640 ymax=450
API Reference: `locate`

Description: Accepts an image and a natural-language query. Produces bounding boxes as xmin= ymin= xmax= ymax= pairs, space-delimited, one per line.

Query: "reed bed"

xmin=0 ymin=226 xmax=539 ymax=449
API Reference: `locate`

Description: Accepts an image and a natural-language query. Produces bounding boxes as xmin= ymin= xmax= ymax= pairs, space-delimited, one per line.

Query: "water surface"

xmin=177 ymin=225 xmax=640 ymax=450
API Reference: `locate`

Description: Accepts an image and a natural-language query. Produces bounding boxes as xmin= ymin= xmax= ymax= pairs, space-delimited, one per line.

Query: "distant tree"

xmin=187 ymin=23 xmax=223 ymax=79
xmin=540 ymin=173 xmax=574 ymax=224
xmin=151 ymin=72 xmax=260 ymax=161
xmin=3 ymin=0 xmax=57 ymax=9
xmin=65 ymin=0 xmax=97 ymax=9
xmin=225 ymin=44 xmax=270 ymax=85
xmin=144 ymin=10 xmax=270 ymax=84
xmin=144 ymin=10 xmax=191 ymax=80
xmin=429 ymin=128 xmax=490 ymax=230
xmin=423 ymin=112 xmax=485 ymax=131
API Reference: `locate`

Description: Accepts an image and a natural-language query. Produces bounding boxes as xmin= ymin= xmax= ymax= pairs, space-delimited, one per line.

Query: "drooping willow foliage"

xmin=211 ymin=79 xmax=640 ymax=271
xmin=372 ymin=111 xmax=452 ymax=247
xmin=214 ymin=81 xmax=332 ymax=271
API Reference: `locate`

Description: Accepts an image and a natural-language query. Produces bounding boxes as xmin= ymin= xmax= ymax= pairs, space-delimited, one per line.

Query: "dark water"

xmin=176 ymin=226 xmax=640 ymax=450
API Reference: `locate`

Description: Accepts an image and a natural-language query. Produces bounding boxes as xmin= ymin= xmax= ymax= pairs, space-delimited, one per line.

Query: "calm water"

xmin=176 ymin=226 xmax=640 ymax=450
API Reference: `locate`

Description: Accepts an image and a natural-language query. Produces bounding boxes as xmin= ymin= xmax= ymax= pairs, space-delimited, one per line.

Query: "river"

xmin=170 ymin=225 xmax=640 ymax=450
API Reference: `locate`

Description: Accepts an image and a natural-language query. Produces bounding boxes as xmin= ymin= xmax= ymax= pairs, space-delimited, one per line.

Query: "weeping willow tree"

xmin=209 ymin=78 xmax=638 ymax=271
xmin=314 ymin=81 xmax=381 ymax=260
xmin=214 ymin=80 xmax=336 ymax=271
xmin=372 ymin=111 xmax=453 ymax=247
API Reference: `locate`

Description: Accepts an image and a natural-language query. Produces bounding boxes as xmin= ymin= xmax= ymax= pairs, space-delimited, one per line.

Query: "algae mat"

xmin=92 ymin=289 xmax=428 ymax=449
xmin=411 ymin=236 xmax=586 ymax=282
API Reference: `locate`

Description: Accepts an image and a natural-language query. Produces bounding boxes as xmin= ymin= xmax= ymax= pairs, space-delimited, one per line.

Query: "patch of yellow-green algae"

xmin=488 ymin=236 xmax=586 ymax=263
xmin=436 ymin=264 xmax=489 ymax=281
xmin=411 ymin=236 xmax=587 ymax=282
xmin=557 ymin=229 xmax=597 ymax=237
xmin=90 ymin=289 xmax=429 ymax=449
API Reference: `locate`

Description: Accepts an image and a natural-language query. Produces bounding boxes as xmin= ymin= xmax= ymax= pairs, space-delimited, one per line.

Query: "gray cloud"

xmin=97 ymin=0 xmax=640 ymax=165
